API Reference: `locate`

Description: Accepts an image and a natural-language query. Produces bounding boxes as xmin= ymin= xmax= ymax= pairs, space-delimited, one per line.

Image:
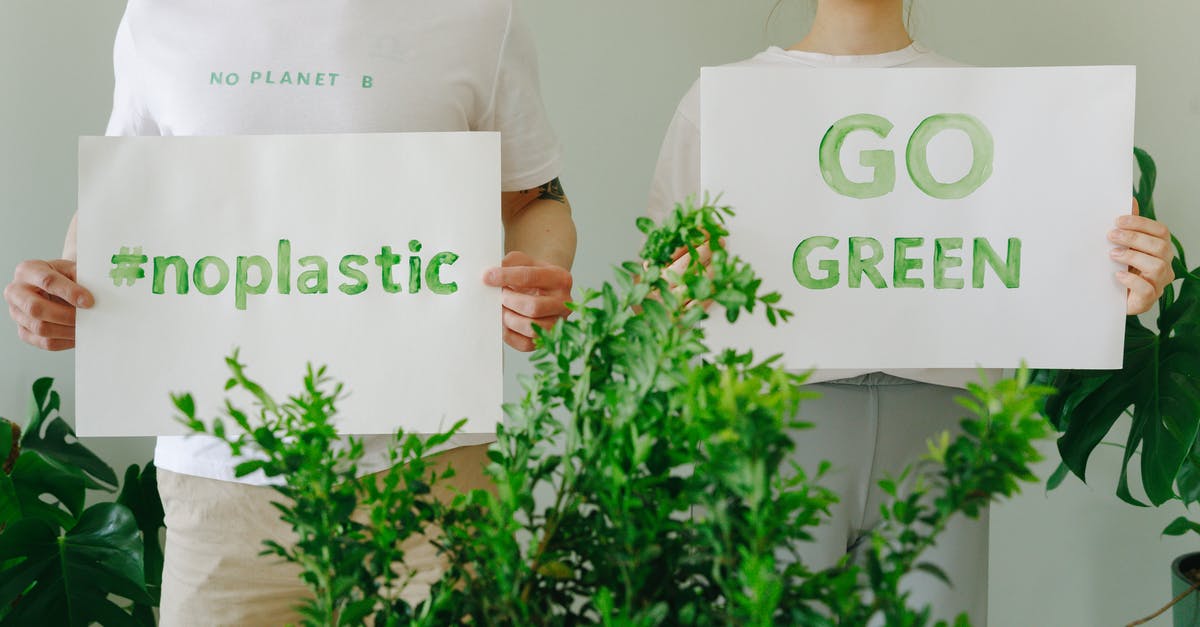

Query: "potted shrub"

xmin=182 ymin=200 xmax=1055 ymax=625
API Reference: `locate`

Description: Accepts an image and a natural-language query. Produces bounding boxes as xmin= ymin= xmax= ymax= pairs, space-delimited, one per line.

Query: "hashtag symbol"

xmin=110 ymin=246 xmax=148 ymax=287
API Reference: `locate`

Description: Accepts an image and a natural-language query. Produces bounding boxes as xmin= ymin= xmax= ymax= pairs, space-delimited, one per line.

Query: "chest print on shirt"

xmin=208 ymin=69 xmax=376 ymax=90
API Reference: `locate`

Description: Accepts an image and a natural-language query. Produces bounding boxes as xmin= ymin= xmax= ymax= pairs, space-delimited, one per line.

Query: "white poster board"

xmin=76 ymin=133 xmax=502 ymax=436
xmin=701 ymin=67 xmax=1135 ymax=370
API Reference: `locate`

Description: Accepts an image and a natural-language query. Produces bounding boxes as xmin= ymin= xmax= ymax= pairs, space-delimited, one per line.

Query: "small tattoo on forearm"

xmin=535 ymin=178 xmax=566 ymax=204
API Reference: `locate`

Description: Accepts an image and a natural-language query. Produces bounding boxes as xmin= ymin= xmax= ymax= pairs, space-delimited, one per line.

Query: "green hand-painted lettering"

xmin=298 ymin=256 xmax=329 ymax=294
xmin=893 ymin=238 xmax=926 ymax=289
xmin=847 ymin=237 xmax=887 ymax=289
xmin=426 ymin=252 xmax=459 ymax=295
xmin=135 ymin=241 xmax=464 ymax=306
xmin=793 ymin=236 xmax=840 ymax=289
xmin=153 ymin=256 xmax=189 ymax=295
xmin=933 ymin=238 xmax=965 ymax=289
xmin=235 ymin=255 xmax=272 ymax=310
xmin=973 ymin=237 xmax=1022 ymax=288
xmin=906 ymin=114 xmax=994 ymax=200
xmin=408 ymin=240 xmax=423 ymax=294
xmin=819 ymin=114 xmax=896 ymax=199
xmin=193 ymin=256 xmax=230 ymax=296
xmin=339 ymin=255 xmax=369 ymax=295
xmin=375 ymin=246 xmax=403 ymax=294
xmin=277 ymin=239 xmax=292 ymax=295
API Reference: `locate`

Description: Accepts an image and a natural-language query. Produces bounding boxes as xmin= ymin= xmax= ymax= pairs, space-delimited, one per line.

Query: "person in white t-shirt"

xmin=3 ymin=1 xmax=575 ymax=624
xmin=649 ymin=1 xmax=1175 ymax=623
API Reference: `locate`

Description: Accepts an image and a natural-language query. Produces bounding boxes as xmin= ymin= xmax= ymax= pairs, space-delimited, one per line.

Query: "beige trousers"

xmin=157 ymin=443 xmax=494 ymax=627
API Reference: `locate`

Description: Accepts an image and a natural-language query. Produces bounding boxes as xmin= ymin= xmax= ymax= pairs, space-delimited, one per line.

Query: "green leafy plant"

xmin=1034 ymin=148 xmax=1200 ymax=627
xmin=0 ymin=378 xmax=164 ymax=626
xmin=805 ymin=370 xmax=1050 ymax=627
xmin=1036 ymin=148 xmax=1200 ymax=508
xmin=184 ymin=200 xmax=1051 ymax=626
xmin=176 ymin=357 xmax=465 ymax=626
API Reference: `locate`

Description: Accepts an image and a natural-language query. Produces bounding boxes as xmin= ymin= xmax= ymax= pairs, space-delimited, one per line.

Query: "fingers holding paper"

xmin=483 ymin=251 xmax=572 ymax=352
xmin=5 ymin=259 xmax=93 ymax=351
xmin=1110 ymin=199 xmax=1175 ymax=315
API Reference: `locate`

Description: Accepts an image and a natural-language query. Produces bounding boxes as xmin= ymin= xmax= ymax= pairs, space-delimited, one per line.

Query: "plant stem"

xmin=1127 ymin=579 xmax=1200 ymax=626
xmin=519 ymin=338 xmax=599 ymax=605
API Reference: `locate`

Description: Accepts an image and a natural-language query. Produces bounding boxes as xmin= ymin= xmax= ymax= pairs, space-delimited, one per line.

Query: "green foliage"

xmin=0 ymin=378 xmax=163 ymax=626
xmin=1036 ymin=148 xmax=1200 ymax=508
xmin=117 ymin=461 xmax=165 ymax=623
xmin=0 ymin=504 xmax=150 ymax=626
xmin=178 ymin=355 xmax=466 ymax=626
xmin=187 ymin=199 xmax=1051 ymax=626
xmin=800 ymin=369 xmax=1051 ymax=626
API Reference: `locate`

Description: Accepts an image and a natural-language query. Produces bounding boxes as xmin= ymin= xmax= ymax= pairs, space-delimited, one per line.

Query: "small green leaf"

xmin=915 ymin=561 xmax=952 ymax=586
xmin=1163 ymin=516 xmax=1200 ymax=537
xmin=1045 ymin=461 xmax=1070 ymax=492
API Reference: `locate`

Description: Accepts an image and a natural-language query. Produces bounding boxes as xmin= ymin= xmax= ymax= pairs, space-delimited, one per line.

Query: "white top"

xmin=104 ymin=0 xmax=561 ymax=483
xmin=648 ymin=43 xmax=999 ymax=389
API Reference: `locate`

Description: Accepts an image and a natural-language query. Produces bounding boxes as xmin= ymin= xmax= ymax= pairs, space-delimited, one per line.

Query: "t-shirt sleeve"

xmin=647 ymin=81 xmax=701 ymax=222
xmin=105 ymin=13 xmax=158 ymax=137
xmin=483 ymin=5 xmax=561 ymax=192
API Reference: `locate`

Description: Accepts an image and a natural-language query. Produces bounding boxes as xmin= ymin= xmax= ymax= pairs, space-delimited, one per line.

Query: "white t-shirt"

xmin=649 ymin=43 xmax=999 ymax=389
xmin=105 ymin=0 xmax=562 ymax=483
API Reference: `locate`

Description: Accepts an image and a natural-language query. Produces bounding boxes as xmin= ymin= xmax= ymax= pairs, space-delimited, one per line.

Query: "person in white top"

xmin=648 ymin=1 xmax=1175 ymax=623
xmin=4 ymin=1 xmax=576 ymax=624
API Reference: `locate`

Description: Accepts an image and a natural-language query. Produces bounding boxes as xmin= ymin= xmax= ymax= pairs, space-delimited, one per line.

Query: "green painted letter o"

xmin=193 ymin=256 xmax=230 ymax=295
xmin=905 ymin=114 xmax=994 ymax=200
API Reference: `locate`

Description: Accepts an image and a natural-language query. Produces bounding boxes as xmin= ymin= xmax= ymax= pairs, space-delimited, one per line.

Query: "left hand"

xmin=1109 ymin=199 xmax=1175 ymax=315
xmin=482 ymin=251 xmax=572 ymax=352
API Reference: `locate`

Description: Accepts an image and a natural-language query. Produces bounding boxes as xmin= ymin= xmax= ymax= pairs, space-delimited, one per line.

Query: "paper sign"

xmin=701 ymin=66 xmax=1135 ymax=370
xmin=77 ymin=133 xmax=501 ymax=436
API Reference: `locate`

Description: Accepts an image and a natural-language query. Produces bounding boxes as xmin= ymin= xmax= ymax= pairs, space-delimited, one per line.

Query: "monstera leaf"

xmin=0 ymin=503 xmax=151 ymax=626
xmin=9 ymin=449 xmax=88 ymax=528
xmin=0 ymin=378 xmax=159 ymax=625
xmin=1037 ymin=148 xmax=1200 ymax=506
xmin=0 ymin=419 xmax=19 ymax=529
xmin=20 ymin=377 xmax=118 ymax=490
xmin=117 ymin=462 xmax=165 ymax=625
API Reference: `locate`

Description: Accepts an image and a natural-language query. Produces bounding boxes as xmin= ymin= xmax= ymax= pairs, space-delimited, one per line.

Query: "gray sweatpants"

xmin=796 ymin=373 xmax=987 ymax=625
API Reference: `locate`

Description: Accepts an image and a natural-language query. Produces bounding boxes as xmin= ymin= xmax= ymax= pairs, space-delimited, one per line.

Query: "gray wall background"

xmin=2 ymin=1 xmax=1197 ymax=624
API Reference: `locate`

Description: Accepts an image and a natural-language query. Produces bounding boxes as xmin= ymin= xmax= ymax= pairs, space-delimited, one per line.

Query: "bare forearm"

xmin=504 ymin=198 xmax=576 ymax=270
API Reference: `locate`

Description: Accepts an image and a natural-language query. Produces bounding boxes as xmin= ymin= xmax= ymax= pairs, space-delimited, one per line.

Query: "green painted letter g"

xmin=819 ymin=114 xmax=896 ymax=199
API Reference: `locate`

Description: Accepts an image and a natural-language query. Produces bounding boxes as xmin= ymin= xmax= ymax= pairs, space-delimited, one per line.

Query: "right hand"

xmin=664 ymin=241 xmax=716 ymax=310
xmin=4 ymin=259 xmax=93 ymax=351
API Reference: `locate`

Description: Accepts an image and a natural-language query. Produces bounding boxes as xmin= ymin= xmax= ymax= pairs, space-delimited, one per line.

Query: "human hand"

xmin=482 ymin=251 xmax=572 ymax=352
xmin=1110 ymin=199 xmax=1175 ymax=315
xmin=4 ymin=259 xmax=93 ymax=351
xmin=657 ymin=240 xmax=716 ymax=310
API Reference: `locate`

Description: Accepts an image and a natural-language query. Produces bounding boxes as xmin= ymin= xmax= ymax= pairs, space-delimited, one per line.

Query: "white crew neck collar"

xmin=761 ymin=42 xmax=931 ymax=68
